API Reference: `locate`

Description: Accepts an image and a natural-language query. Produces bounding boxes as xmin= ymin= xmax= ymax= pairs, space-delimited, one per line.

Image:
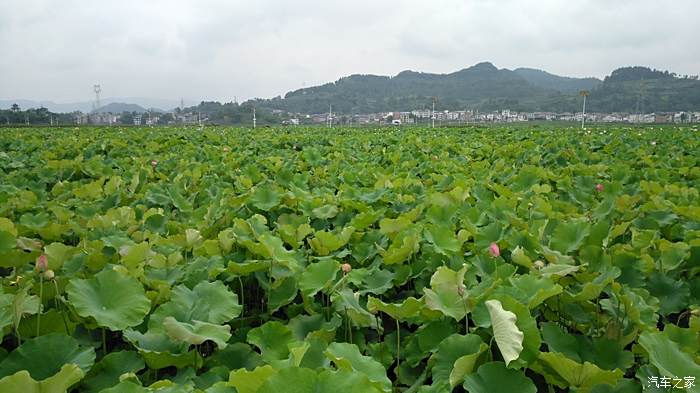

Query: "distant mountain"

xmin=0 ymin=97 xmax=197 ymax=113
xmin=252 ymin=62 xmax=699 ymax=114
xmin=587 ymin=67 xmax=700 ymax=112
xmin=513 ymin=68 xmax=601 ymax=93
xmin=259 ymin=62 xmax=570 ymax=113
xmin=93 ymin=102 xmax=150 ymax=114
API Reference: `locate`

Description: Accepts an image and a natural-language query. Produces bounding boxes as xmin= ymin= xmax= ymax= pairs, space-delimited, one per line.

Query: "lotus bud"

xmin=457 ymin=285 xmax=465 ymax=296
xmin=341 ymin=263 xmax=352 ymax=274
xmin=223 ymin=146 xmax=230 ymax=152
xmin=151 ymin=159 xmax=158 ymax=167
xmin=534 ymin=260 xmax=545 ymax=270
xmin=35 ymin=254 xmax=48 ymax=272
xmin=650 ymin=141 xmax=656 ymax=146
xmin=595 ymin=183 xmax=604 ymax=192
xmin=43 ymin=269 xmax=55 ymax=280
xmin=488 ymin=243 xmax=500 ymax=258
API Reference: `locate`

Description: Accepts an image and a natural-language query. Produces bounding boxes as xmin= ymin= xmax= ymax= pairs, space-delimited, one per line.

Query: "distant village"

xmin=79 ymin=108 xmax=700 ymax=126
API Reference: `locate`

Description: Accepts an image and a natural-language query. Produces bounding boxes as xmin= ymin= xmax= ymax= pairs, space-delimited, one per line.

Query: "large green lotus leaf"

xmin=299 ymin=259 xmax=338 ymax=298
xmin=317 ymin=369 xmax=386 ymax=393
xmin=431 ymin=334 xmax=488 ymax=388
xmin=378 ymin=228 xmax=420 ymax=265
xmin=571 ymin=265 xmax=620 ymax=302
xmin=638 ymin=332 xmax=700 ymax=393
xmin=424 ymin=224 xmax=462 ymax=256
xmin=404 ymin=320 xmax=456 ymax=366
xmin=485 ymin=299 xmax=523 ymax=366
xmin=44 ymin=242 xmax=74 ymax=270
xmin=349 ymin=267 xmax=396 ymax=295
xmin=149 ymin=281 xmax=241 ymax=329
xmin=312 ymin=204 xmax=339 ymax=219
xmin=331 ymin=288 xmax=379 ymax=329
xmin=99 ymin=380 xmax=150 ymax=393
xmin=257 ymin=367 xmax=317 ymax=393
xmin=474 ymin=221 xmax=502 ymax=251
xmin=0 ymin=230 xmax=15 ymax=253
xmin=541 ymin=322 xmax=634 ymax=371
xmin=539 ymin=263 xmax=580 ymax=277
xmin=0 ymin=218 xmax=17 ymax=236
xmin=258 ymin=233 xmax=303 ymax=272
xmin=0 ymin=292 xmax=15 ymax=335
xmin=163 ymin=316 xmax=231 ymax=349
xmin=424 ymin=265 xmax=469 ymax=321
xmin=81 ymin=351 xmax=145 ymax=393
xmin=0 ymin=333 xmax=95 ymax=380
xmin=646 ymin=272 xmax=690 ymax=316
xmin=144 ymin=214 xmax=167 ymax=234
xmin=227 ymin=260 xmax=270 ymax=276
xmin=0 ymin=364 xmax=85 ymax=393
xmin=509 ymin=246 xmax=533 ymax=268
xmin=379 ymin=216 xmax=412 ymax=236
xmin=308 ymin=227 xmax=355 ymax=256
xmin=589 ymin=378 xmax=641 ymax=393
xmin=367 ymin=296 xmax=426 ymax=321
xmin=66 ymin=269 xmax=151 ymax=331
xmin=658 ymin=240 xmax=690 ymax=271
xmin=508 ymin=274 xmax=562 ymax=309
xmin=533 ymin=352 xmax=623 ymax=392
xmin=122 ymin=329 xmax=198 ymax=370
xmin=324 ymin=342 xmax=392 ymax=391
xmin=549 ymin=219 xmax=590 ymax=254
xmin=228 ymin=365 xmax=277 ymax=393
xmin=247 ymin=321 xmax=296 ymax=362
xmin=463 ymin=361 xmax=536 ymax=393
xmin=249 ymin=184 xmax=282 ymax=211
xmin=205 ymin=342 xmax=263 ymax=371
xmin=268 ymin=277 xmax=298 ymax=313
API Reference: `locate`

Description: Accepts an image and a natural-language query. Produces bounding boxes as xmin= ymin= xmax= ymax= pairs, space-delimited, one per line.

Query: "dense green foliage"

xmin=0 ymin=125 xmax=698 ymax=392
xmin=0 ymin=106 xmax=74 ymax=125
xmin=251 ymin=63 xmax=700 ymax=114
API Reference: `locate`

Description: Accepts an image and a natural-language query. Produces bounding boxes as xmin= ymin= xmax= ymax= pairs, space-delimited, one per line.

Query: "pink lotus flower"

xmin=35 ymin=254 xmax=48 ymax=272
xmin=341 ymin=263 xmax=352 ymax=274
xmin=488 ymin=243 xmax=500 ymax=258
xmin=595 ymin=183 xmax=604 ymax=192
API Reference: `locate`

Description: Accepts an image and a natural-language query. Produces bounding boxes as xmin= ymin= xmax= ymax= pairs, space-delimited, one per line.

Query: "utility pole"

xmin=253 ymin=107 xmax=257 ymax=129
xmin=432 ymin=98 xmax=436 ymax=128
xmin=579 ymin=90 xmax=589 ymax=129
xmin=328 ymin=104 xmax=332 ymax=128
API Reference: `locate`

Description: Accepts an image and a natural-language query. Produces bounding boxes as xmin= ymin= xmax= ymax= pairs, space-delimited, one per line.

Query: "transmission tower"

xmin=93 ymin=84 xmax=102 ymax=111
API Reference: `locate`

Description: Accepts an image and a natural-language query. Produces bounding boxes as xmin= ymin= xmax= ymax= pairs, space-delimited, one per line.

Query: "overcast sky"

xmin=1 ymin=0 xmax=698 ymax=103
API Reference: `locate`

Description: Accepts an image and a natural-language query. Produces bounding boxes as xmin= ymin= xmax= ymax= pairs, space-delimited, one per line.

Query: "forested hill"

xmin=251 ymin=62 xmax=699 ymax=114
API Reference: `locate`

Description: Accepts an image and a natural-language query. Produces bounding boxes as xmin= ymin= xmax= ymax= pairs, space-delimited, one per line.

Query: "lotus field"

xmin=0 ymin=125 xmax=699 ymax=393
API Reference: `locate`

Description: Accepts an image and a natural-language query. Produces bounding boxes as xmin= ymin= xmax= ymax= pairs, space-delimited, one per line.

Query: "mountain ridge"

xmin=254 ymin=62 xmax=698 ymax=114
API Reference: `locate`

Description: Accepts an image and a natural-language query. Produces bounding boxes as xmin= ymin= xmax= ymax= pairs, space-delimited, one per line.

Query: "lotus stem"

xmin=404 ymin=368 xmax=428 ymax=393
xmin=238 ymin=276 xmax=245 ymax=317
xmin=102 ymin=328 xmax=107 ymax=356
xmin=396 ymin=318 xmax=401 ymax=386
xmin=37 ymin=274 xmax=43 ymax=337
xmin=53 ymin=280 xmax=70 ymax=333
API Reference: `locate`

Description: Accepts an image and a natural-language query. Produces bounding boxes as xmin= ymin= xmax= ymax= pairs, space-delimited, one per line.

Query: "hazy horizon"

xmin=2 ymin=0 xmax=699 ymax=103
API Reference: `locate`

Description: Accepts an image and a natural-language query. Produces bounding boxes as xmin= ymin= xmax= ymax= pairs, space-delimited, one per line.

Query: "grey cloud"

xmin=0 ymin=0 xmax=698 ymax=103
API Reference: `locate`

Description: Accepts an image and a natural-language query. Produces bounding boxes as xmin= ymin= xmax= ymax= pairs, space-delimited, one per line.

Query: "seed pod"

xmin=341 ymin=263 xmax=352 ymax=274
xmin=43 ymin=269 xmax=55 ymax=280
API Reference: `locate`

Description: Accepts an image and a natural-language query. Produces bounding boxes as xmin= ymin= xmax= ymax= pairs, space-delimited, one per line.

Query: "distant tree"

xmin=10 ymin=103 xmax=20 ymax=112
